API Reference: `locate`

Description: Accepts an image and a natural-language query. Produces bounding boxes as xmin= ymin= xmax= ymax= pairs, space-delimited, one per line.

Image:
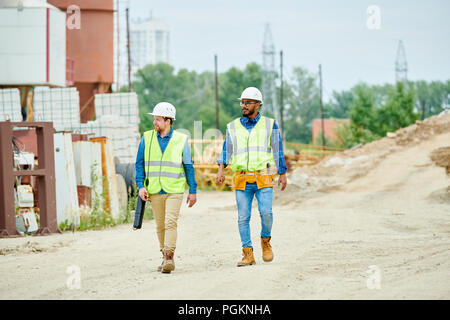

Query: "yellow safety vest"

xmin=227 ymin=116 xmax=276 ymax=172
xmin=143 ymin=129 xmax=187 ymax=194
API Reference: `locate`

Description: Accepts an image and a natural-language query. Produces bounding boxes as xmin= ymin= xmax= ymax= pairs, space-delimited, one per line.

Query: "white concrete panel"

xmin=0 ymin=7 xmax=66 ymax=86
xmin=49 ymin=8 xmax=66 ymax=87
xmin=54 ymin=133 xmax=80 ymax=226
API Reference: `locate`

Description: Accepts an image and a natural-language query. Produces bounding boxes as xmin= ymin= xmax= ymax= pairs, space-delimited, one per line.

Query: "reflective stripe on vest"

xmin=143 ymin=130 xmax=187 ymax=194
xmin=227 ymin=116 xmax=276 ymax=172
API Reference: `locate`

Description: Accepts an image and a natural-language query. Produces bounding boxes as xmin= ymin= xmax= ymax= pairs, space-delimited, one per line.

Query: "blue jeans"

xmin=235 ymin=182 xmax=273 ymax=248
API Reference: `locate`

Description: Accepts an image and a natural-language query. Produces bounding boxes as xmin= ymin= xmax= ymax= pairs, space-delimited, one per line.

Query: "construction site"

xmin=1 ymin=0 xmax=450 ymax=301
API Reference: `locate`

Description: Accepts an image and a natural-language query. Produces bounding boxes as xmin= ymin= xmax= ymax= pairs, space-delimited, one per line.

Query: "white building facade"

xmin=114 ymin=8 xmax=170 ymax=90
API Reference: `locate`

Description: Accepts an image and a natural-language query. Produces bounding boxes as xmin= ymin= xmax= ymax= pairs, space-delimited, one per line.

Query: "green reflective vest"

xmin=227 ymin=116 xmax=276 ymax=172
xmin=143 ymin=129 xmax=187 ymax=194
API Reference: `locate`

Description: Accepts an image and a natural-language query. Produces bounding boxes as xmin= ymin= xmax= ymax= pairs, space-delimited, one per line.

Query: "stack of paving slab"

xmin=93 ymin=92 xmax=140 ymax=163
xmin=70 ymin=92 xmax=141 ymax=163
xmin=31 ymin=89 xmax=140 ymax=163
xmin=33 ymin=87 xmax=80 ymax=130
xmin=0 ymin=88 xmax=23 ymax=121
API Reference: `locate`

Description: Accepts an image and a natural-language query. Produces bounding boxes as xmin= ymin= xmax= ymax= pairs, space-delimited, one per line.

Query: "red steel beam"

xmin=0 ymin=122 xmax=61 ymax=237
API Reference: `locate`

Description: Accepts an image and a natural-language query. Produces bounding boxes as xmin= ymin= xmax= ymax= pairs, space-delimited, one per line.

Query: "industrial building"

xmin=0 ymin=0 xmax=139 ymax=237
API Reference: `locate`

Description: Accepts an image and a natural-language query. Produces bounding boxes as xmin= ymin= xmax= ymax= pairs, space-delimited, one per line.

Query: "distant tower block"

xmin=262 ymin=23 xmax=280 ymax=125
xmin=395 ymin=40 xmax=408 ymax=89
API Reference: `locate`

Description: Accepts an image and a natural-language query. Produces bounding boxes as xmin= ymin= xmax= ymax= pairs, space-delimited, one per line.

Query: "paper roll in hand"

xmin=133 ymin=196 xmax=146 ymax=230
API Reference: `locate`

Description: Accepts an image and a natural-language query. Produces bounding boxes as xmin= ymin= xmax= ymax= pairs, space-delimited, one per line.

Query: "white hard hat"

xmin=238 ymin=87 xmax=263 ymax=104
xmin=148 ymin=102 xmax=176 ymax=120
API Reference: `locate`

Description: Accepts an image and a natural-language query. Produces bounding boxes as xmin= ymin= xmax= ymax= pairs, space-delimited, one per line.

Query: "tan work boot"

xmin=161 ymin=250 xmax=175 ymax=273
xmin=261 ymin=237 xmax=273 ymax=262
xmin=157 ymin=251 xmax=164 ymax=272
xmin=237 ymin=247 xmax=256 ymax=267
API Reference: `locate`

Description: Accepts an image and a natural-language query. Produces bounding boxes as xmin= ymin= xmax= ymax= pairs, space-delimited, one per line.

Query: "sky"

xmin=129 ymin=0 xmax=450 ymax=100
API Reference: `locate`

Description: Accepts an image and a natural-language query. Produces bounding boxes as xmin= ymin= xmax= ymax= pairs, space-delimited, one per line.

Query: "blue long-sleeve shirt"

xmin=135 ymin=127 xmax=197 ymax=194
xmin=217 ymin=113 xmax=287 ymax=174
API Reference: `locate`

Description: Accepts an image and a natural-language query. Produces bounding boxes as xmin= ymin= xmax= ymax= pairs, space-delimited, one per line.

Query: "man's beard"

xmin=242 ymin=108 xmax=251 ymax=117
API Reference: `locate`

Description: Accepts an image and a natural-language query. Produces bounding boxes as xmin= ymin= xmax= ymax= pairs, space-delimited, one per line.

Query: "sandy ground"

xmin=1 ymin=133 xmax=449 ymax=300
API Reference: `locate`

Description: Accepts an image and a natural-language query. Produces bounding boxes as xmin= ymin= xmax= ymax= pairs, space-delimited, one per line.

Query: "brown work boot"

xmin=261 ymin=237 xmax=273 ymax=262
xmin=157 ymin=251 xmax=164 ymax=272
xmin=237 ymin=247 xmax=256 ymax=267
xmin=161 ymin=250 xmax=175 ymax=274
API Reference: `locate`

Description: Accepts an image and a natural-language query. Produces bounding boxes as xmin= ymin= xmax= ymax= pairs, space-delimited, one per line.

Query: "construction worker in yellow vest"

xmin=216 ymin=87 xmax=287 ymax=267
xmin=135 ymin=102 xmax=197 ymax=274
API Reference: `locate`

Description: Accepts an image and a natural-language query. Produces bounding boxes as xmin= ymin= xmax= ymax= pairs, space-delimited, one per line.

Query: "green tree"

xmin=219 ymin=62 xmax=263 ymax=121
xmin=334 ymin=122 xmax=380 ymax=148
xmin=414 ymin=80 xmax=429 ymax=120
xmin=374 ymin=82 xmax=418 ymax=136
xmin=283 ymin=67 xmax=320 ymax=143
xmin=132 ymin=62 xmax=262 ymax=137
xmin=325 ymin=89 xmax=353 ymax=119
xmin=349 ymin=83 xmax=377 ymax=132
xmin=128 ymin=62 xmax=448 ymax=150
xmin=132 ymin=63 xmax=180 ymax=133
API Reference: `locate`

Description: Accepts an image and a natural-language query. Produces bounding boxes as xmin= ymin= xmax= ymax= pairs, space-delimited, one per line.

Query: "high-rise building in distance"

xmin=114 ymin=7 xmax=170 ymax=90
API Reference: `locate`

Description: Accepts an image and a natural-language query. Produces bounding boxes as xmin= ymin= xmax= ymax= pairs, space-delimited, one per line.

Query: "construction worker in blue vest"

xmin=135 ymin=102 xmax=197 ymax=274
xmin=216 ymin=87 xmax=287 ymax=267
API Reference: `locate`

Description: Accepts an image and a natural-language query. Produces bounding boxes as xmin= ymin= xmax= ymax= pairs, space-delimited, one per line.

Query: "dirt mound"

xmin=285 ymin=113 xmax=450 ymax=197
xmin=430 ymin=146 xmax=450 ymax=174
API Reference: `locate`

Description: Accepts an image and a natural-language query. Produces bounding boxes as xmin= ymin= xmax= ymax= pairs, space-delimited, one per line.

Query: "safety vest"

xmin=227 ymin=116 xmax=276 ymax=172
xmin=143 ymin=129 xmax=187 ymax=194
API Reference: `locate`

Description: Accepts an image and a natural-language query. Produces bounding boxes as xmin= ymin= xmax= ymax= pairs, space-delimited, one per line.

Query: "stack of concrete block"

xmin=0 ymin=88 xmax=22 ymax=121
xmin=33 ymin=87 xmax=80 ymax=131
xmin=91 ymin=92 xmax=141 ymax=163
xmin=68 ymin=115 xmax=140 ymax=164
xmin=94 ymin=92 xmax=140 ymax=127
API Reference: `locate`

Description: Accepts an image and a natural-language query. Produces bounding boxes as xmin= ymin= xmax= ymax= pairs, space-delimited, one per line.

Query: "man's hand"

xmin=216 ymin=165 xmax=225 ymax=185
xmin=278 ymin=173 xmax=287 ymax=191
xmin=138 ymin=187 xmax=149 ymax=201
xmin=186 ymin=194 xmax=197 ymax=208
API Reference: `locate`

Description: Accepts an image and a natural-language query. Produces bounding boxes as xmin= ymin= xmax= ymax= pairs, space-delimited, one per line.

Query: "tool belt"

xmin=232 ymin=170 xmax=275 ymax=190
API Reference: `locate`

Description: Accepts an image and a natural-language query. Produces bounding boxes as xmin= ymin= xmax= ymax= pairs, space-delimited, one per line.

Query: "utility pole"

xmin=262 ymin=24 xmax=279 ymax=125
xmin=279 ymin=50 xmax=285 ymax=143
xmin=126 ymin=7 xmax=131 ymax=92
xmin=395 ymin=40 xmax=408 ymax=90
xmin=214 ymin=54 xmax=219 ymax=130
xmin=319 ymin=64 xmax=325 ymax=149
xmin=116 ymin=0 xmax=120 ymax=91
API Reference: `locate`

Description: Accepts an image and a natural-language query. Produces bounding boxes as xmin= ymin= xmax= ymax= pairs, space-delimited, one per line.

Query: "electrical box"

xmin=16 ymin=184 xmax=34 ymax=207
xmin=14 ymin=152 xmax=35 ymax=170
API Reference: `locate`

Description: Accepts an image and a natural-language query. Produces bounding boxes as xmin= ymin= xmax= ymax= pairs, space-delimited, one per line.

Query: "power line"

xmin=214 ymin=54 xmax=219 ymax=130
xmin=395 ymin=40 xmax=408 ymax=89
xmin=126 ymin=7 xmax=132 ymax=92
xmin=319 ymin=64 xmax=325 ymax=148
xmin=262 ymin=23 xmax=280 ymax=125
xmin=279 ymin=50 xmax=285 ymax=143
